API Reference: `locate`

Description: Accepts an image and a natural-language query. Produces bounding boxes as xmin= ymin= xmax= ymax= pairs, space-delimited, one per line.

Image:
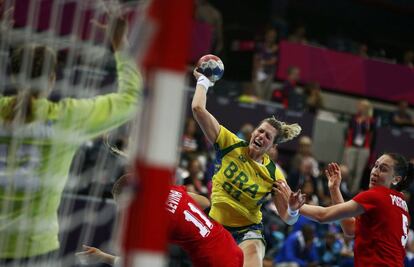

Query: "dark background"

xmin=207 ymin=0 xmax=414 ymax=81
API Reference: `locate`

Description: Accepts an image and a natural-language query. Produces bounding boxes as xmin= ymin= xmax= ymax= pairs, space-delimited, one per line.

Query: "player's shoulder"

xmin=357 ymin=186 xmax=400 ymax=203
xmin=371 ymin=185 xmax=401 ymax=197
xmin=218 ymin=125 xmax=237 ymax=138
xmin=215 ymin=125 xmax=248 ymax=150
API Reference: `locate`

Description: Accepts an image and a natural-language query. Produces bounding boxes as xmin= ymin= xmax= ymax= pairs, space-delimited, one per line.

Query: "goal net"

xmin=0 ymin=0 xmax=192 ymax=266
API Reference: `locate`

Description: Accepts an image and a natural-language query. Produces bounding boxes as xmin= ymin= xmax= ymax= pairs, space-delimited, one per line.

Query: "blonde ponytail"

xmin=261 ymin=116 xmax=302 ymax=144
xmin=278 ymin=122 xmax=302 ymax=143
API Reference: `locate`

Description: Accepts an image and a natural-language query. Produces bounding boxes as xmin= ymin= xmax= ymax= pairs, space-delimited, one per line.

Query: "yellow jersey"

xmin=209 ymin=126 xmax=286 ymax=227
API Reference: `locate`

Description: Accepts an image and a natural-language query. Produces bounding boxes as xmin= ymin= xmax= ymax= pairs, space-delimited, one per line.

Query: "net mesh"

xmin=0 ymin=0 xmax=164 ymax=266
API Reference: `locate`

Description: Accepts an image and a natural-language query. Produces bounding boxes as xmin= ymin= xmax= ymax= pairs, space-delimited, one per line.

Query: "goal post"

xmin=122 ymin=0 xmax=193 ymax=266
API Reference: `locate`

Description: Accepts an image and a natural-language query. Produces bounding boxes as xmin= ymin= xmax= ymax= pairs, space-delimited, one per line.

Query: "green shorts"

xmin=224 ymin=223 xmax=266 ymax=246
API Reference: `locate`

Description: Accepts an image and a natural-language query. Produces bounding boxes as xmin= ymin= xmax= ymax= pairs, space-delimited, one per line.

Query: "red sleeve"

xmin=352 ymin=189 xmax=380 ymax=212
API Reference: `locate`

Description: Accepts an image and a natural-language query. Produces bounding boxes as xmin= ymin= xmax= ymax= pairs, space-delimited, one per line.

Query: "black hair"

xmin=386 ymin=153 xmax=414 ymax=191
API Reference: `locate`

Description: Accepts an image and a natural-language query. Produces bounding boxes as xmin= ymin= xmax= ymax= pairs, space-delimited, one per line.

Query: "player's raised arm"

xmin=325 ymin=162 xmax=356 ymax=237
xmin=191 ymin=69 xmax=220 ymax=144
xmin=58 ymin=16 xmax=141 ymax=138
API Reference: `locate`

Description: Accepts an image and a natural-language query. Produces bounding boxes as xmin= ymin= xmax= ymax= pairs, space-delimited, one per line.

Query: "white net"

xmin=0 ymin=0 xmax=152 ymax=266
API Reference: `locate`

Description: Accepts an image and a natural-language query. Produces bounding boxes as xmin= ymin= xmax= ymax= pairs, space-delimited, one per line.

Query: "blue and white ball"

xmin=197 ymin=54 xmax=224 ymax=83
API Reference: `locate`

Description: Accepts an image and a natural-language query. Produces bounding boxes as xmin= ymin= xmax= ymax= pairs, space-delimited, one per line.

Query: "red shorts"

xmin=191 ymin=228 xmax=243 ymax=267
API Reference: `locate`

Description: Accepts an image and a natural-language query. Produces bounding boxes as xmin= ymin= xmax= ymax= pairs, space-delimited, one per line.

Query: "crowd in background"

xmin=62 ymin=1 xmax=414 ymax=266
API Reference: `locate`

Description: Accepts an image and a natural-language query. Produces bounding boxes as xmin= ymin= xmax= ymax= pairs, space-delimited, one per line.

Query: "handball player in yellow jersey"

xmin=192 ymin=70 xmax=303 ymax=267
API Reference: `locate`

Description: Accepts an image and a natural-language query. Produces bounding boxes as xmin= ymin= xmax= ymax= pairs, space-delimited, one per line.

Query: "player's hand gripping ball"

xmin=196 ymin=54 xmax=224 ymax=83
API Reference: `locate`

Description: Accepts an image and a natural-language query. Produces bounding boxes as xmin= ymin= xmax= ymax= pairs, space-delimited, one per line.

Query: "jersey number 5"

xmin=402 ymin=214 xmax=409 ymax=247
xmin=184 ymin=202 xmax=213 ymax=237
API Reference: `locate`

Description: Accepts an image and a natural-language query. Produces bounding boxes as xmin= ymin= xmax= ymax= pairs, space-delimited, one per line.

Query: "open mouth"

xmin=253 ymin=139 xmax=262 ymax=148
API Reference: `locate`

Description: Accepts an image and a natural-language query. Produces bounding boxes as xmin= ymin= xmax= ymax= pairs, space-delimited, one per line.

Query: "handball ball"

xmin=196 ymin=54 xmax=224 ymax=83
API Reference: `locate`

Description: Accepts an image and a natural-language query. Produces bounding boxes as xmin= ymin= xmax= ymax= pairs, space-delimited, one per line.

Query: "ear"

xmin=392 ymin=175 xmax=402 ymax=186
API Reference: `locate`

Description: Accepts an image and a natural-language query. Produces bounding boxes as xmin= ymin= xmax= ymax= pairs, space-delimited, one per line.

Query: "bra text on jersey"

xmin=222 ymin=161 xmax=258 ymax=201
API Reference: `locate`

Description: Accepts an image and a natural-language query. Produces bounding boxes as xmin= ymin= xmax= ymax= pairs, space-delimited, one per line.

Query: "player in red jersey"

xmin=276 ymin=153 xmax=414 ymax=267
xmin=77 ymin=175 xmax=243 ymax=267
xmin=165 ymin=184 xmax=243 ymax=267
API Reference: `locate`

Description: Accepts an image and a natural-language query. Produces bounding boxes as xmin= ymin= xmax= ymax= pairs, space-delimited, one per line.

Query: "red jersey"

xmin=353 ymin=186 xmax=409 ymax=267
xmin=166 ymin=186 xmax=243 ymax=267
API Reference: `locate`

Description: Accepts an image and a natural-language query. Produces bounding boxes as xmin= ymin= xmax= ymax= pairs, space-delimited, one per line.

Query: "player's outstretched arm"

xmin=325 ymin=163 xmax=355 ymax=237
xmin=75 ymin=245 xmax=119 ymax=266
xmin=299 ymin=200 xmax=364 ymax=224
xmin=191 ymin=69 xmax=220 ymax=144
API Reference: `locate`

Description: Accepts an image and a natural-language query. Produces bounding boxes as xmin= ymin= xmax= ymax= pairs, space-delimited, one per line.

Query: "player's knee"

xmin=240 ymin=240 xmax=264 ymax=258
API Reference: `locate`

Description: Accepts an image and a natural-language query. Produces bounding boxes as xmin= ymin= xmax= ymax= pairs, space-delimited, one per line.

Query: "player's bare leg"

xmin=239 ymin=239 xmax=265 ymax=267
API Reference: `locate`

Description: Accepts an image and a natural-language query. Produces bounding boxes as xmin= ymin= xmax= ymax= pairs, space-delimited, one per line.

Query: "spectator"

xmin=290 ymin=136 xmax=320 ymax=178
xmin=269 ymin=0 xmax=289 ymax=39
xmin=253 ymin=28 xmax=278 ymax=101
xmin=356 ymin=43 xmax=369 ymax=58
xmin=194 ymin=0 xmax=223 ymax=55
xmin=290 ymin=180 xmax=321 ymax=235
xmin=288 ymin=157 xmax=314 ymax=192
xmin=338 ymin=164 xmax=353 ymax=200
xmin=236 ymin=122 xmax=254 ymax=142
xmin=305 ymin=82 xmax=324 ymax=114
xmin=272 ymin=66 xmax=300 ymax=108
xmin=317 ymin=232 xmax=342 ymax=266
xmin=339 ymin=235 xmax=354 ymax=267
xmin=238 ymin=83 xmax=259 ymax=104
xmin=181 ymin=117 xmax=204 ymax=156
xmin=288 ymin=25 xmax=308 ymax=44
xmin=403 ymin=50 xmax=414 ymax=68
xmin=182 ymin=157 xmax=209 ymax=197
xmin=392 ymin=100 xmax=414 ymax=127
xmin=406 ymin=229 xmax=414 ymax=267
xmin=275 ymin=224 xmax=319 ymax=267
xmin=288 ymin=159 xmax=320 ymax=205
xmin=342 ymin=99 xmax=375 ymax=194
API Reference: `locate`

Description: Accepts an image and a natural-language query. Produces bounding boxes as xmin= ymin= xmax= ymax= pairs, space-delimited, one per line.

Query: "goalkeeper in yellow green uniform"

xmin=0 ymin=17 xmax=141 ymax=265
xmin=192 ymin=70 xmax=303 ymax=267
